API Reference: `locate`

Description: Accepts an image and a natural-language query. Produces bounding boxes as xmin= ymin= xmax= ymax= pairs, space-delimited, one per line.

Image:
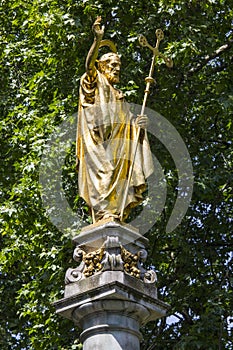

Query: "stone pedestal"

xmin=53 ymin=219 xmax=169 ymax=349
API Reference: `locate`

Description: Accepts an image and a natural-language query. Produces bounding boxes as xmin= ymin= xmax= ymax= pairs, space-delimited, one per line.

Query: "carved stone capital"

xmin=65 ymin=233 xmax=157 ymax=285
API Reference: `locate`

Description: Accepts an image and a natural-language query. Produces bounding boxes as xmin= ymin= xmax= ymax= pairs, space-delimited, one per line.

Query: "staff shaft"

xmin=119 ymin=53 xmax=156 ymax=221
xmin=141 ymin=53 xmax=156 ymax=115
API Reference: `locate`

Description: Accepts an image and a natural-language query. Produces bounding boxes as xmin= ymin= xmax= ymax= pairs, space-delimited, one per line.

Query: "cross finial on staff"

xmin=139 ymin=29 xmax=173 ymax=69
xmin=137 ymin=29 xmax=173 ymax=116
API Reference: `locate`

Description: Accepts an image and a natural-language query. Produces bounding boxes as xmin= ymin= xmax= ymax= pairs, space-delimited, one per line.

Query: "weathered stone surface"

xmin=54 ymin=221 xmax=170 ymax=349
xmin=64 ymin=270 xmax=157 ymax=300
xmin=54 ymin=271 xmax=169 ymax=350
xmin=73 ymin=218 xmax=148 ymax=252
xmin=66 ymin=220 xmax=157 ymax=283
xmin=75 ymin=300 xmax=145 ymax=350
xmin=54 ymin=271 xmax=169 ymax=325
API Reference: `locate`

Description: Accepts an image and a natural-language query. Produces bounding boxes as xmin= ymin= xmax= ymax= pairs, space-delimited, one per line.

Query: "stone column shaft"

xmin=75 ymin=300 xmax=144 ymax=350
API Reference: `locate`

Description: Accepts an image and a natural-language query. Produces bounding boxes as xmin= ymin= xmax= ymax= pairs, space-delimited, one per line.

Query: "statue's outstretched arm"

xmin=85 ymin=16 xmax=104 ymax=77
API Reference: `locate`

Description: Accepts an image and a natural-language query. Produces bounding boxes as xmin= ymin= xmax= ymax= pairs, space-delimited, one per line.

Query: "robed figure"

xmin=76 ymin=17 xmax=153 ymax=222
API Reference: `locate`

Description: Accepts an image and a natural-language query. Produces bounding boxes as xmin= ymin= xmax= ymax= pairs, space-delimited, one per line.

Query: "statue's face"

xmin=100 ymin=55 xmax=121 ymax=84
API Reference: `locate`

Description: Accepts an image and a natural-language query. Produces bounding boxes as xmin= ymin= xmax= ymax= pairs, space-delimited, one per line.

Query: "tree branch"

xmin=188 ymin=38 xmax=233 ymax=76
xmin=181 ymin=309 xmax=194 ymax=325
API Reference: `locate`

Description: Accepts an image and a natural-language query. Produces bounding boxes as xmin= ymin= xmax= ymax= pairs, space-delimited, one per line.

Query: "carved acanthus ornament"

xmin=65 ymin=236 xmax=157 ymax=285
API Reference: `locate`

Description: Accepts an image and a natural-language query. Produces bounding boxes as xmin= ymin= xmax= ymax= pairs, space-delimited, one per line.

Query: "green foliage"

xmin=1 ymin=0 xmax=232 ymax=349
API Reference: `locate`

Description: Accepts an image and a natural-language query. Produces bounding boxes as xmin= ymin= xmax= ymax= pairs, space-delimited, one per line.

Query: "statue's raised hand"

xmin=92 ymin=16 xmax=104 ymax=40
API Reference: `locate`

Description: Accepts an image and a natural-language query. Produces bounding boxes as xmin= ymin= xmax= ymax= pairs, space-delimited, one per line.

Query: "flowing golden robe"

xmin=76 ymin=70 xmax=153 ymax=221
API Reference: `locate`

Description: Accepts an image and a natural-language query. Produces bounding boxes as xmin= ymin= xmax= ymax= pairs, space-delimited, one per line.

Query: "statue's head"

xmin=98 ymin=53 xmax=121 ymax=85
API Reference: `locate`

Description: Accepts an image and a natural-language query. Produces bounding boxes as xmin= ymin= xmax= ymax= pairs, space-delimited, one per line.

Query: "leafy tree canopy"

xmin=0 ymin=0 xmax=232 ymax=349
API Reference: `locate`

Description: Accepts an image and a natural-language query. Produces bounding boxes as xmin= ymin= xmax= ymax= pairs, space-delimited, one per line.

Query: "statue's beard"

xmin=104 ymin=71 xmax=120 ymax=85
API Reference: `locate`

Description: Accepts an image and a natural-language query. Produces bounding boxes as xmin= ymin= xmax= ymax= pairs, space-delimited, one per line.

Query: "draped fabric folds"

xmin=76 ymin=71 xmax=153 ymax=221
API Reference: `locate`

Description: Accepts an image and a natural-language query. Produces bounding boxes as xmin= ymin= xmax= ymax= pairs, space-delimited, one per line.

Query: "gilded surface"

xmin=65 ymin=235 xmax=157 ymax=283
xmin=121 ymin=246 xmax=141 ymax=278
xmin=82 ymin=246 xmax=105 ymax=277
xmin=76 ymin=17 xmax=153 ymax=222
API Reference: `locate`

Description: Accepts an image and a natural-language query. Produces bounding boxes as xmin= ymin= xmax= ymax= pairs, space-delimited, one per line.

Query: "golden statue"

xmin=76 ymin=17 xmax=153 ymax=223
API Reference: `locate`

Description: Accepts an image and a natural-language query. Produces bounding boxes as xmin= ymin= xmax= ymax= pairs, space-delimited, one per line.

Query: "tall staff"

xmin=120 ymin=29 xmax=173 ymax=221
